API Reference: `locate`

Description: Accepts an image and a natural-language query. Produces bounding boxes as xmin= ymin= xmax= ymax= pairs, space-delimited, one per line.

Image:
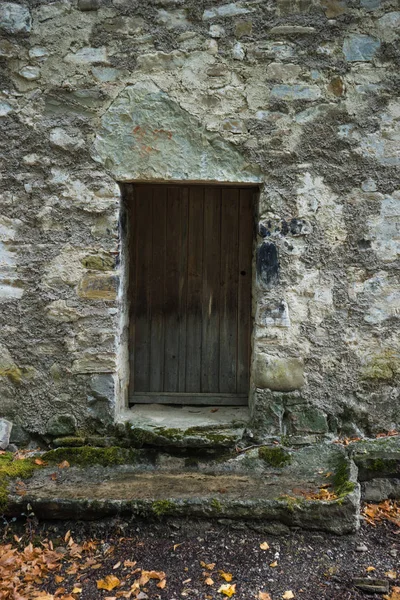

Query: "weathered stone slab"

xmin=5 ymin=443 xmax=360 ymax=534
xmin=94 ymin=81 xmax=261 ymax=183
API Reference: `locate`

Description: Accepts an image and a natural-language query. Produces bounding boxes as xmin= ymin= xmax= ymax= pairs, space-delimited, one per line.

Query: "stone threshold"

xmin=116 ymin=404 xmax=250 ymax=448
xmin=5 ymin=443 xmax=361 ymax=534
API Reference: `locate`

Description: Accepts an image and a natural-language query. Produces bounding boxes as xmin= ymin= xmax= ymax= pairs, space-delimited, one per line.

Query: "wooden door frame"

xmin=122 ymin=182 xmax=259 ymax=407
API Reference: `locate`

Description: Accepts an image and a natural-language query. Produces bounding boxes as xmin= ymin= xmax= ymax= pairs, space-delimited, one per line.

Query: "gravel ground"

xmin=2 ymin=515 xmax=400 ymax=600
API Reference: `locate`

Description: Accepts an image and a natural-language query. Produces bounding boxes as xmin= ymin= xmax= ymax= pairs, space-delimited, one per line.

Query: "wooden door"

xmin=126 ymin=184 xmax=255 ymax=406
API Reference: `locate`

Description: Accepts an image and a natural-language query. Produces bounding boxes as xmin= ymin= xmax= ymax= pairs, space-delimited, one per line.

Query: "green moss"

xmin=0 ymin=454 xmax=39 ymax=512
xmin=258 ymin=446 xmax=292 ymax=467
xmin=362 ymin=350 xmax=400 ymax=381
xmin=152 ymin=500 xmax=175 ymax=516
xmin=0 ymin=366 xmax=22 ymax=384
xmin=332 ymin=457 xmax=355 ymax=497
xmin=42 ymin=446 xmax=138 ymax=467
xmin=81 ymin=254 xmax=115 ymax=271
xmin=210 ymin=498 xmax=222 ymax=512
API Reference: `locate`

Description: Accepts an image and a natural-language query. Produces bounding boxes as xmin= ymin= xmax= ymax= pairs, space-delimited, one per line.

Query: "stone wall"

xmin=0 ymin=0 xmax=399 ymax=443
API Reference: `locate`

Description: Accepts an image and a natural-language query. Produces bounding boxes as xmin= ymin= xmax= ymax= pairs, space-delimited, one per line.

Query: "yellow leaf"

xmin=269 ymin=561 xmax=278 ymax=568
xmin=173 ymin=543 xmax=183 ymax=551
xmin=200 ymin=561 xmax=216 ymax=570
xmin=124 ymin=560 xmax=137 ymax=567
xmin=97 ymin=575 xmax=121 ymax=591
xmin=258 ymin=593 xmax=272 ymax=600
xmin=386 ymin=571 xmax=397 ymax=579
xmin=157 ymin=579 xmax=167 ymax=589
xmin=366 ymin=566 xmax=376 ymax=572
xmin=260 ymin=542 xmax=270 ymax=550
xmin=218 ymin=583 xmax=236 ymax=597
xmin=72 ymin=587 xmax=82 ymax=593
xmin=282 ymin=592 xmax=295 ymax=600
xmin=205 ymin=578 xmax=214 ymax=586
xmin=58 ymin=460 xmax=70 ymax=469
xmin=219 ymin=571 xmax=233 ymax=582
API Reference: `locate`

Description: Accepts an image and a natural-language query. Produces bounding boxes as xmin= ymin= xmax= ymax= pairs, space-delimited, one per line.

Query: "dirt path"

xmin=1 ymin=516 xmax=399 ymax=600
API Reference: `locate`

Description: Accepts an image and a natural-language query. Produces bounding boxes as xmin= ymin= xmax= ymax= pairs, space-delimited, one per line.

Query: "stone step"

xmin=5 ymin=444 xmax=361 ymax=534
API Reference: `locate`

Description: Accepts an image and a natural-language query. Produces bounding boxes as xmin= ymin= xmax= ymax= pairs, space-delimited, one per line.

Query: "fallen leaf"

xmin=258 ymin=593 xmax=272 ymax=600
xmin=205 ymin=578 xmax=214 ymax=586
xmin=157 ymin=579 xmax=167 ymax=589
xmin=97 ymin=575 xmax=121 ymax=591
xmin=72 ymin=586 xmax=82 ymax=593
xmin=282 ymin=592 xmax=295 ymax=600
xmin=260 ymin=542 xmax=270 ymax=551
xmin=182 ymin=578 xmax=192 ymax=584
xmin=58 ymin=460 xmax=70 ymax=469
xmin=173 ymin=543 xmax=183 ymax=551
xmin=55 ymin=575 xmax=65 ymax=583
xmin=34 ymin=458 xmax=47 ymax=466
xmin=124 ymin=560 xmax=137 ymax=568
xmin=65 ymin=531 xmax=71 ymax=543
xmin=386 ymin=571 xmax=397 ymax=579
xmin=269 ymin=561 xmax=278 ymax=568
xmin=218 ymin=583 xmax=236 ymax=597
xmin=219 ymin=570 xmax=233 ymax=582
xmin=200 ymin=561 xmax=216 ymax=570
xmin=113 ymin=561 xmax=121 ymax=570
xmin=383 ymin=587 xmax=400 ymax=600
xmin=366 ymin=566 xmax=376 ymax=572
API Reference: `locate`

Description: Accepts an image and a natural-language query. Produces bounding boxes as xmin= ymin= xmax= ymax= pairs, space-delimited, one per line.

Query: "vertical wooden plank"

xmin=237 ymin=188 xmax=254 ymax=393
xmin=178 ymin=188 xmax=188 ymax=391
xmin=164 ymin=187 xmax=182 ymax=391
xmin=149 ymin=187 xmax=166 ymax=391
xmin=201 ymin=187 xmax=221 ymax=392
xmin=219 ymin=188 xmax=239 ymax=393
xmin=185 ymin=186 xmax=204 ymax=392
xmin=133 ymin=185 xmax=153 ymax=392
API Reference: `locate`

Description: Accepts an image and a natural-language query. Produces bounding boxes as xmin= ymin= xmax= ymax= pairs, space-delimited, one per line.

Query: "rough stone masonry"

xmin=0 ymin=0 xmax=399 ymax=447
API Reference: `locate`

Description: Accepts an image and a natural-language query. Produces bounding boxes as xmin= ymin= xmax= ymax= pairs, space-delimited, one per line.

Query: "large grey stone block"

xmin=0 ymin=3 xmax=31 ymax=34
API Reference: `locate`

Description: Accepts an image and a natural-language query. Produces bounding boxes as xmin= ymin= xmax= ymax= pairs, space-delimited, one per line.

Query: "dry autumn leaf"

xmin=258 ymin=593 xmax=272 ymax=600
xmin=282 ymin=592 xmax=295 ymax=599
xmin=219 ymin=570 xmax=233 ymax=582
xmin=386 ymin=571 xmax=397 ymax=579
xmin=173 ymin=543 xmax=183 ymax=551
xmin=201 ymin=561 xmax=216 ymax=570
xmin=97 ymin=575 xmax=121 ymax=591
xmin=113 ymin=561 xmax=121 ymax=569
xmin=157 ymin=579 xmax=167 ymax=589
xmin=384 ymin=587 xmax=400 ymax=600
xmin=218 ymin=583 xmax=236 ymax=597
xmin=260 ymin=542 xmax=270 ymax=550
xmin=366 ymin=566 xmax=376 ymax=572
xmin=270 ymin=561 xmax=278 ymax=568
xmin=58 ymin=460 xmax=70 ymax=469
xmin=205 ymin=577 xmax=214 ymax=586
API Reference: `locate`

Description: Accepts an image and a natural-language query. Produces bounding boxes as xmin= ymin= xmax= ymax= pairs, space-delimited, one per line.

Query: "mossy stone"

xmin=42 ymin=446 xmax=138 ymax=467
xmin=258 ymin=446 xmax=292 ymax=467
xmin=0 ymin=454 xmax=41 ymax=511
